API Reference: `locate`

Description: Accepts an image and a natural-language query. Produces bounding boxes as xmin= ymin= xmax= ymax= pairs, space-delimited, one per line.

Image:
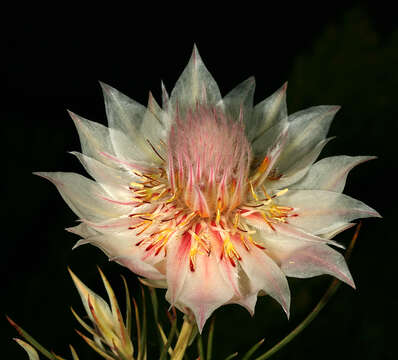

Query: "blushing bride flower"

xmin=35 ymin=46 xmax=379 ymax=331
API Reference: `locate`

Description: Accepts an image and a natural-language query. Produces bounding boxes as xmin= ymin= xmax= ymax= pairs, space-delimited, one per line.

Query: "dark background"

xmin=2 ymin=3 xmax=396 ymax=359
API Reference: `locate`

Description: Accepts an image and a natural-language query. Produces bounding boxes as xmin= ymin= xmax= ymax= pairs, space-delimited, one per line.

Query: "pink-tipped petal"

xmin=281 ymin=244 xmax=355 ymax=288
xmin=292 ymin=155 xmax=377 ymax=192
xmin=175 ymin=251 xmax=235 ymax=332
xmin=276 ymin=189 xmax=381 ymax=234
xmin=233 ymin=237 xmax=291 ymax=317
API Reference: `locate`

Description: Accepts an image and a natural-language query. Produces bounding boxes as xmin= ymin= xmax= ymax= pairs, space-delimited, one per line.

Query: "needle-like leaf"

xmin=206 ymin=317 xmax=215 ymax=360
xmin=121 ymin=275 xmax=132 ymax=338
xmin=75 ymin=329 xmax=115 ymax=360
xmin=159 ymin=319 xmax=177 ymax=360
xmin=69 ymin=345 xmax=80 ymax=360
xmin=241 ymin=338 xmax=264 ymax=360
xmin=7 ymin=316 xmax=57 ymax=360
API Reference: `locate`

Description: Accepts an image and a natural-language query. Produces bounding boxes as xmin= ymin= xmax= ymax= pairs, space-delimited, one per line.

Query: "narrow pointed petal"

xmin=83 ymin=231 xmax=166 ymax=280
xmin=276 ymin=189 xmax=381 ymax=234
xmin=233 ymin=238 xmax=291 ymax=317
xmin=66 ymin=223 xmax=98 ymax=237
xmin=220 ymin=77 xmax=255 ymax=123
xmin=264 ymin=137 xmax=333 ymax=190
xmin=100 ymin=81 xmax=146 ymax=132
xmin=68 ymin=110 xmax=118 ymax=169
xmin=274 ymin=106 xmax=340 ymax=175
xmin=249 ymin=82 xmax=287 ymax=141
xmin=100 ymin=82 xmax=163 ymax=165
xmin=251 ymin=117 xmax=289 ymax=166
xmin=291 ymin=155 xmax=377 ymax=192
xmin=14 ymin=339 xmax=40 ymax=360
xmin=320 ymin=223 xmax=356 ymax=239
xmin=71 ymin=151 xmax=137 ymax=200
xmin=33 ymin=172 xmax=128 ymax=222
xmin=176 ymin=253 xmax=235 ymax=332
xmin=232 ymin=293 xmax=258 ymax=316
xmin=107 ymin=127 xmax=160 ymax=168
xmin=170 ymin=45 xmax=222 ymax=115
xmin=281 ymin=244 xmax=355 ymax=288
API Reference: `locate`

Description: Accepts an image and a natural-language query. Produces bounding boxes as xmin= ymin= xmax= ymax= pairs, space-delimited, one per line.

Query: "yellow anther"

xmin=130 ymin=182 xmax=144 ymax=189
xmin=216 ymin=208 xmax=221 ymax=225
xmin=249 ymin=181 xmax=259 ymax=201
xmin=274 ymin=188 xmax=288 ymax=198
xmin=179 ymin=212 xmax=197 ymax=227
xmin=261 ymin=185 xmax=272 ymax=201
xmin=166 ymin=189 xmax=179 ymax=203
xmin=152 ymin=188 xmax=168 ymax=201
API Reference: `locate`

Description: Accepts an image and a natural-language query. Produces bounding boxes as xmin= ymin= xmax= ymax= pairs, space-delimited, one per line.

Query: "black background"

xmin=2 ymin=3 xmax=396 ymax=359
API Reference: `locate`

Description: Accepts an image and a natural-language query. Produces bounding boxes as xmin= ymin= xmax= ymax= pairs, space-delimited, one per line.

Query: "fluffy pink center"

xmin=167 ymin=106 xmax=251 ymax=218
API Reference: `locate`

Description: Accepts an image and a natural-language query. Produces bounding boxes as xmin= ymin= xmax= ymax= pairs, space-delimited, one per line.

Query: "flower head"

xmin=35 ymin=46 xmax=380 ymax=331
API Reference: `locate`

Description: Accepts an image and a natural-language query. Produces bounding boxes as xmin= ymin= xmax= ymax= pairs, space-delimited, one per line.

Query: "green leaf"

xmin=7 ymin=316 xmax=58 ymax=360
xmin=159 ymin=319 xmax=177 ymax=360
xmin=137 ymin=287 xmax=147 ymax=360
xmin=70 ymin=307 xmax=98 ymax=339
xmin=75 ymin=330 xmax=115 ymax=360
xmin=14 ymin=339 xmax=40 ymax=360
xmin=241 ymin=338 xmax=264 ymax=360
xmin=224 ymin=353 xmax=238 ymax=360
xmin=196 ymin=335 xmax=205 ymax=360
xmin=69 ymin=345 xmax=80 ymax=360
xmin=121 ymin=275 xmax=132 ymax=338
xmin=206 ymin=317 xmax=215 ymax=360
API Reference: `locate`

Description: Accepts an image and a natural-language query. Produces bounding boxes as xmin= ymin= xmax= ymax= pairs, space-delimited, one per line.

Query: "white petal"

xmin=108 ymin=127 xmax=159 ymax=168
xmin=71 ymin=152 xmax=137 ymax=200
xmin=233 ymin=238 xmax=291 ymax=317
xmin=100 ymin=82 xmax=163 ymax=165
xmin=281 ymin=244 xmax=355 ymax=288
xmin=275 ymin=106 xmax=339 ymax=175
xmin=172 ymin=252 xmax=234 ymax=332
xmin=276 ymin=189 xmax=381 ymax=234
xmin=84 ymin=231 xmax=165 ymax=280
xmin=320 ymin=223 xmax=355 ymax=239
xmin=245 ymin=217 xmax=345 ymax=249
xmin=33 ymin=172 xmax=128 ymax=222
xmin=249 ymin=82 xmax=287 ymax=142
xmin=100 ymin=81 xmax=145 ymax=132
xmin=251 ymin=117 xmax=289 ymax=166
xmin=68 ymin=110 xmax=118 ymax=169
xmin=291 ymin=155 xmax=377 ymax=192
xmin=264 ymin=137 xmax=333 ymax=190
xmin=232 ymin=293 xmax=258 ymax=316
xmin=66 ymin=222 xmax=99 ymax=237
xmin=219 ymin=77 xmax=255 ymax=123
xmin=170 ymin=45 xmax=222 ymax=115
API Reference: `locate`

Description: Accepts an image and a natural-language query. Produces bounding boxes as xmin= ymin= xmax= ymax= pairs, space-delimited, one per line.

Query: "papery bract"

xmin=35 ymin=46 xmax=380 ymax=331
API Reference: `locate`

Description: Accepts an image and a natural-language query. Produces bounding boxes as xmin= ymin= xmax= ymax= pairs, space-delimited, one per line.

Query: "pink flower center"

xmin=167 ymin=106 xmax=251 ymax=219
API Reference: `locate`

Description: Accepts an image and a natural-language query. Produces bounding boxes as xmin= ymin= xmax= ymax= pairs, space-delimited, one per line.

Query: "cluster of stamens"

xmin=123 ymin=107 xmax=296 ymax=271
